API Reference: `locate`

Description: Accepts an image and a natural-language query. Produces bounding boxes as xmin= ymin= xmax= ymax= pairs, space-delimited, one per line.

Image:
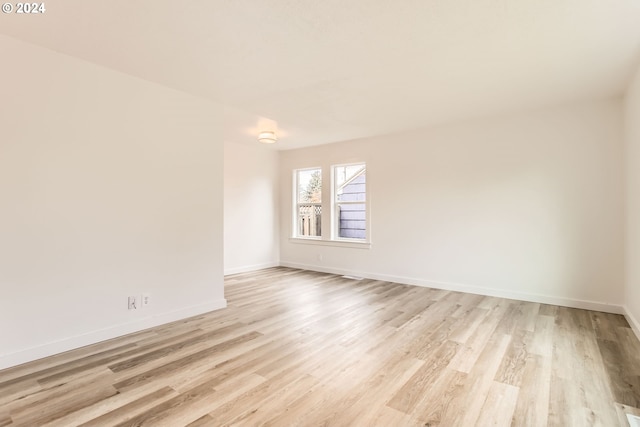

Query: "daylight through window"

xmin=334 ymin=164 xmax=366 ymax=240
xmin=295 ymin=168 xmax=322 ymax=238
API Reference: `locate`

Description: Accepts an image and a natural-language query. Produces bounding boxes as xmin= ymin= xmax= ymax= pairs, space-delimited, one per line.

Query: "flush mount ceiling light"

xmin=258 ymin=131 xmax=277 ymax=144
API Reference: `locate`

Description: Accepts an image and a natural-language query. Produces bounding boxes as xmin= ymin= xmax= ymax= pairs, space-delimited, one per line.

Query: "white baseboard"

xmin=0 ymin=298 xmax=227 ymax=371
xmin=624 ymin=306 xmax=640 ymax=341
xmin=225 ymin=261 xmax=280 ymax=276
xmin=280 ymin=261 xmax=625 ymax=315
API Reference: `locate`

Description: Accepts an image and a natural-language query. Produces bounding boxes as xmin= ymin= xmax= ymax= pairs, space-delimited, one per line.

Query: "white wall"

xmin=625 ymin=64 xmax=640 ymax=336
xmin=0 ymin=36 xmax=225 ymax=370
xmin=280 ymin=100 xmax=625 ymax=312
xmin=224 ymin=142 xmax=279 ymax=274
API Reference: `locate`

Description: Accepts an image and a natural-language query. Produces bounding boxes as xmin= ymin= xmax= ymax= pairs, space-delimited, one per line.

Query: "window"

xmin=294 ymin=168 xmax=322 ymax=238
xmin=333 ymin=163 xmax=367 ymax=240
xmin=292 ymin=163 xmax=368 ymax=245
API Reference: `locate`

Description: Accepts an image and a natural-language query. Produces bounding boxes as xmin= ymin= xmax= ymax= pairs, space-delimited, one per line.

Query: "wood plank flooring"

xmin=1 ymin=267 xmax=639 ymax=426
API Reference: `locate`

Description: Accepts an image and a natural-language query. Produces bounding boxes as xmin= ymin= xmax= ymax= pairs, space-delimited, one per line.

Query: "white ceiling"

xmin=2 ymin=0 xmax=640 ymax=150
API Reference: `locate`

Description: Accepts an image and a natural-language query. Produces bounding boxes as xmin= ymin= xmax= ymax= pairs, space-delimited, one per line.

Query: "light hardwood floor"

xmin=1 ymin=267 xmax=639 ymax=426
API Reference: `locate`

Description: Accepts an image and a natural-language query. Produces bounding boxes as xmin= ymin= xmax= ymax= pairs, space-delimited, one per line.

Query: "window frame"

xmin=331 ymin=162 xmax=368 ymax=242
xmin=292 ymin=167 xmax=323 ymax=240
xmin=290 ymin=163 xmax=371 ymax=249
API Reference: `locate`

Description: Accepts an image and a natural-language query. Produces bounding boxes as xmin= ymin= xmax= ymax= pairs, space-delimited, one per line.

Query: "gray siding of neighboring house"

xmin=339 ymin=174 xmax=366 ymax=239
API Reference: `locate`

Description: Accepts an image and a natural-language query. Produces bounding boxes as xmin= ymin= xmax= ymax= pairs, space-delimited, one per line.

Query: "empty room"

xmin=1 ymin=1 xmax=640 ymax=426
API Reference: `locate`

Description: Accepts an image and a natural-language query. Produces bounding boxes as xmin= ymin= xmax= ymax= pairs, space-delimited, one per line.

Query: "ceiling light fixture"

xmin=258 ymin=131 xmax=277 ymax=144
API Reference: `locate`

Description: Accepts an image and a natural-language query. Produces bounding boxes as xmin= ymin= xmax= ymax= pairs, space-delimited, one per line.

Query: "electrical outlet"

xmin=128 ymin=296 xmax=137 ymax=310
xmin=141 ymin=293 xmax=150 ymax=307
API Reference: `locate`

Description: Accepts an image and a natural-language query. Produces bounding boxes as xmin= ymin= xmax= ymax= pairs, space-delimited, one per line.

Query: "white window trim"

xmin=332 ymin=162 xmax=369 ymax=243
xmin=289 ymin=237 xmax=371 ymax=249
xmin=292 ymin=167 xmax=323 ymax=239
xmin=291 ymin=163 xmax=371 ymax=248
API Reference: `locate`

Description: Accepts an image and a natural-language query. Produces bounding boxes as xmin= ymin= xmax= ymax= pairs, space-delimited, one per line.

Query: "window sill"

xmin=289 ymin=237 xmax=371 ymax=249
